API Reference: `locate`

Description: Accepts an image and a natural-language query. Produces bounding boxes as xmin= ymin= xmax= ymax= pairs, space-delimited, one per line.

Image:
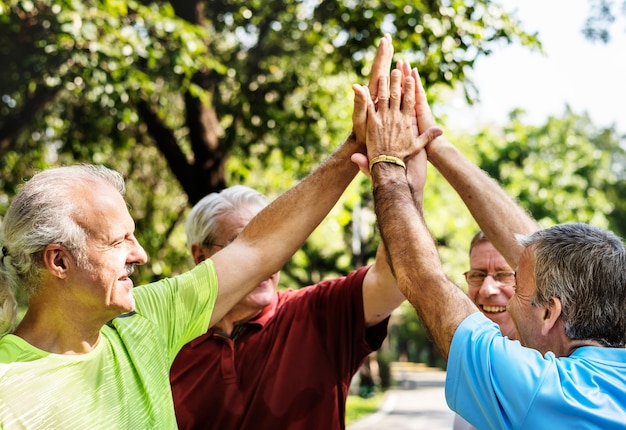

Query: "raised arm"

xmin=359 ymin=150 xmax=428 ymax=327
xmin=357 ymin=69 xmax=477 ymax=359
xmin=207 ymin=34 xmax=395 ymax=328
xmin=409 ymin=65 xmax=539 ymax=267
xmin=354 ymin=38 xmax=426 ymax=327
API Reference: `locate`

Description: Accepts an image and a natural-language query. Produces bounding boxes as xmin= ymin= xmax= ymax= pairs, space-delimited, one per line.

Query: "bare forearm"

xmin=362 ymin=241 xmax=406 ymax=327
xmin=209 ymin=135 xmax=360 ymax=326
xmin=410 ymin=62 xmax=538 ymax=267
xmin=427 ymin=137 xmax=539 ymax=267
xmin=241 ymin=134 xmax=360 ymax=271
xmin=372 ymin=164 xmax=476 ymax=359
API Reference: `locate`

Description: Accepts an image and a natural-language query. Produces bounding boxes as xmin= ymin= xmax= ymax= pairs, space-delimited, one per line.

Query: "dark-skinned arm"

xmin=355 ymin=69 xmax=477 ymax=359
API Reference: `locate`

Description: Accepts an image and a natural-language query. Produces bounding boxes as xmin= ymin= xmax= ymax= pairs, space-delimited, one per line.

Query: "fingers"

xmin=417 ymin=126 xmax=444 ymax=146
xmin=401 ymin=74 xmax=416 ymax=115
xmin=389 ymin=69 xmax=402 ymax=112
xmin=352 ymin=84 xmax=370 ymax=144
xmin=401 ymin=75 xmax=419 ymax=139
xmin=377 ymin=74 xmax=390 ymax=113
xmin=368 ymin=34 xmax=394 ymax=101
xmin=396 ymin=60 xmax=411 ymax=79
xmin=357 ymin=43 xmax=442 ymax=170
xmin=412 ymin=67 xmax=438 ymax=131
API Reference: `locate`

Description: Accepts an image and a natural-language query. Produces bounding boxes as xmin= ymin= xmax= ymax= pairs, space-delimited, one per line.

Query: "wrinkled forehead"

xmin=516 ymin=246 xmax=537 ymax=283
xmin=519 ymin=245 xmax=536 ymax=264
xmin=73 ymin=182 xmax=133 ymax=234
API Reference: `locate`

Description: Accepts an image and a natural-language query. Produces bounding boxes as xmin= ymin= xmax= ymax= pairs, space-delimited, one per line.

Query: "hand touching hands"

xmin=352 ymin=34 xmax=395 ymax=151
xmin=351 ymin=68 xmax=442 ymax=177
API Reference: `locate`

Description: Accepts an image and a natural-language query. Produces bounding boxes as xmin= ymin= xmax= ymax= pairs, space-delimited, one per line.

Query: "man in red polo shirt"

xmin=170 ymin=34 xmax=408 ymax=430
xmin=170 ymin=184 xmax=403 ymax=429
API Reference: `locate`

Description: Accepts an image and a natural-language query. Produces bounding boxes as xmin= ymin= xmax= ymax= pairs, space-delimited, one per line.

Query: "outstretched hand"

xmin=351 ymin=69 xmax=442 ymax=176
xmin=368 ymin=34 xmax=394 ymax=106
xmin=353 ymin=34 xmax=394 ymax=150
xmin=395 ymin=60 xmax=442 ymax=150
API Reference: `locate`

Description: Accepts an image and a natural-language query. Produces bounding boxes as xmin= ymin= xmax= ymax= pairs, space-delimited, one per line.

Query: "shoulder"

xmin=0 ymin=334 xmax=37 ymax=364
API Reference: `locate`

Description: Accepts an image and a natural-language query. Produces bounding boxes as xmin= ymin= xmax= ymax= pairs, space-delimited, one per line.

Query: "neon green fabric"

xmin=0 ymin=259 xmax=217 ymax=429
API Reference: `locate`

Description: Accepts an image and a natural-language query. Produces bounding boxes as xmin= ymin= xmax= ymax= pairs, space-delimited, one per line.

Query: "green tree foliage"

xmin=470 ymin=107 xmax=622 ymax=229
xmin=583 ymin=0 xmax=626 ymax=43
xmin=1 ymin=0 xmax=625 ymax=367
xmin=0 ymin=0 xmax=539 ymax=287
xmin=391 ymin=108 xmax=626 ymax=366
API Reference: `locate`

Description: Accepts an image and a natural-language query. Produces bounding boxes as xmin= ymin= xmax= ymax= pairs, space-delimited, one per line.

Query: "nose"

xmin=128 ymin=236 xmax=148 ymax=265
xmin=478 ymin=275 xmax=500 ymax=296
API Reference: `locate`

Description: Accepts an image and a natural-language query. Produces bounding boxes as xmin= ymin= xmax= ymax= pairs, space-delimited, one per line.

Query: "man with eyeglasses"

xmin=463 ymin=231 xmax=517 ymax=341
xmin=353 ymin=44 xmax=626 ymax=428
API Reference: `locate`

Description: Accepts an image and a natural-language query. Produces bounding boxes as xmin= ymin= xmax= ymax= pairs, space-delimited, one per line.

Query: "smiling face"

xmin=467 ymin=240 xmax=517 ymax=339
xmin=69 ymin=182 xmax=148 ymax=321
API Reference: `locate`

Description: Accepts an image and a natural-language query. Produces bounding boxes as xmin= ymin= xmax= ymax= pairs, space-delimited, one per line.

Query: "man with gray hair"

xmin=170 ymin=183 xmax=405 ymax=430
xmin=0 ymin=34 xmax=417 ymax=429
xmin=0 ymin=155 xmax=353 ymax=428
xmin=351 ymin=51 xmax=626 ymax=428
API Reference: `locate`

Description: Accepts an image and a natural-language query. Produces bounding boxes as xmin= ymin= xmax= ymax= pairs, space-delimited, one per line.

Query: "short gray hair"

xmin=0 ymin=164 xmax=125 ymax=334
xmin=517 ymin=223 xmax=626 ymax=347
xmin=468 ymin=230 xmax=489 ymax=256
xmin=186 ymin=185 xmax=268 ymax=251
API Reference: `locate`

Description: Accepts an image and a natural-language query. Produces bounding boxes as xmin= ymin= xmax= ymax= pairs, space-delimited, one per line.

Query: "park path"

xmin=348 ymin=363 xmax=455 ymax=430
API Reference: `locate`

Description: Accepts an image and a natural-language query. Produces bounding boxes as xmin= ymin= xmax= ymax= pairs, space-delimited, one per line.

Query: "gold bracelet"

xmin=369 ymin=154 xmax=406 ymax=172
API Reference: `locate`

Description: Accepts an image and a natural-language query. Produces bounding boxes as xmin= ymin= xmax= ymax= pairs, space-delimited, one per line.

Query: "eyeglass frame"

xmin=463 ymin=269 xmax=516 ymax=287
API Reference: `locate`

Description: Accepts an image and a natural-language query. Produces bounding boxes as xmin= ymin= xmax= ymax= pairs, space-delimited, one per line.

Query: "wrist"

xmin=425 ymin=136 xmax=452 ymax=166
xmin=369 ymin=154 xmax=406 ymax=172
xmin=371 ymin=161 xmax=409 ymax=190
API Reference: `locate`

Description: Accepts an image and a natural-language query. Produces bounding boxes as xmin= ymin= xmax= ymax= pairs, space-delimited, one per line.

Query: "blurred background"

xmin=1 ymin=0 xmax=625 ymax=384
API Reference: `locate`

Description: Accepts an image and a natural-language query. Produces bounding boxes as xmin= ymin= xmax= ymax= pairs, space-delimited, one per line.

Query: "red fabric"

xmin=170 ymin=266 xmax=388 ymax=430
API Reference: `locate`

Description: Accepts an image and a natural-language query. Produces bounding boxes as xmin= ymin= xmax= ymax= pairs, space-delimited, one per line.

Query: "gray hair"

xmin=0 ymin=164 xmax=125 ymax=334
xmin=468 ymin=230 xmax=489 ymax=256
xmin=517 ymin=223 xmax=626 ymax=347
xmin=185 ymin=185 xmax=268 ymax=251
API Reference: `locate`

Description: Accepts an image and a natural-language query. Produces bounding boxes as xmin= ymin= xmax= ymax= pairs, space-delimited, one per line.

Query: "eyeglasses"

xmin=464 ymin=270 xmax=516 ymax=287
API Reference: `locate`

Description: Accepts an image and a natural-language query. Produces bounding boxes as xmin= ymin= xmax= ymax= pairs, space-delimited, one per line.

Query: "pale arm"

xmin=210 ymin=136 xmax=359 ymax=327
xmin=208 ymin=34 xmax=395 ymax=328
xmin=428 ymin=140 xmax=538 ymax=267
xmin=410 ymin=66 xmax=539 ymax=267
xmin=361 ymin=241 xmax=405 ymax=326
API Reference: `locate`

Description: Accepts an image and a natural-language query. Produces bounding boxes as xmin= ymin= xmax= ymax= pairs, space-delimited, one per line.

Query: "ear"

xmin=42 ymin=244 xmax=71 ymax=279
xmin=540 ymin=296 xmax=563 ymax=335
xmin=191 ymin=244 xmax=208 ymax=265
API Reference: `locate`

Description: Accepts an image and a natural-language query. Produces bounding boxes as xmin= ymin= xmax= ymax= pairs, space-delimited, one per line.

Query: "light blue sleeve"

xmin=445 ymin=313 xmax=551 ymax=430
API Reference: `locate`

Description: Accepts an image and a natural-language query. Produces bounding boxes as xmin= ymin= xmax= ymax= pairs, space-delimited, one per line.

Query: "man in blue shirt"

xmin=351 ymin=46 xmax=626 ymax=429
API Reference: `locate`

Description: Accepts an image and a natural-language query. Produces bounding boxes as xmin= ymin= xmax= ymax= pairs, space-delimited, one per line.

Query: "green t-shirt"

xmin=0 ymin=259 xmax=218 ymax=429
